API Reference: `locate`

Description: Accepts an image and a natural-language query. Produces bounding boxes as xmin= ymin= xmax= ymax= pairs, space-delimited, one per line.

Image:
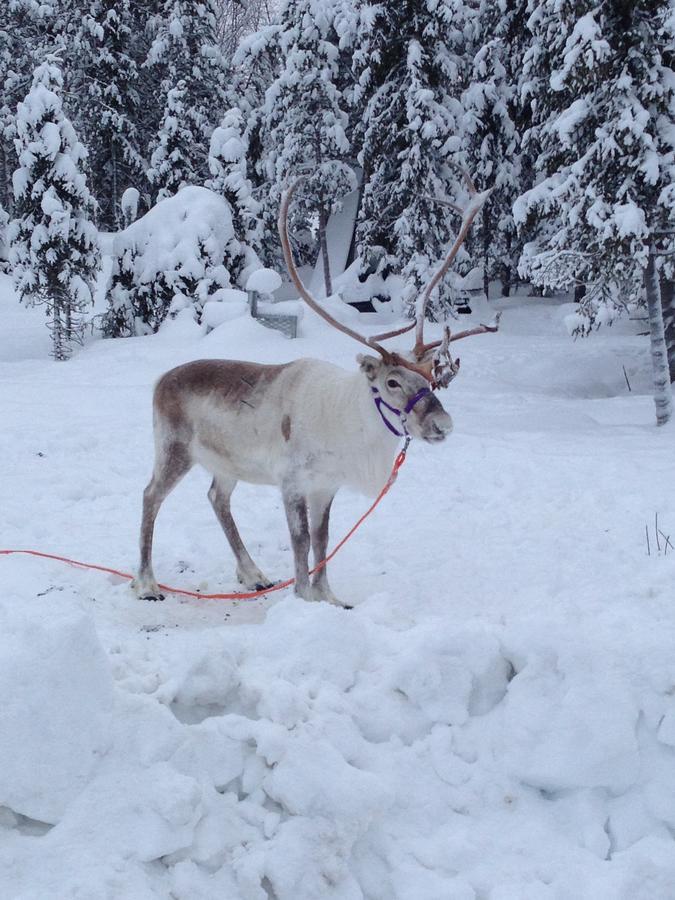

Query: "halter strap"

xmin=371 ymin=386 xmax=432 ymax=438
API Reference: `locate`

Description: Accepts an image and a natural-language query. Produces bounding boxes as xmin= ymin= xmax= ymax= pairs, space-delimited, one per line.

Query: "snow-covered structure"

xmin=102 ymin=186 xmax=257 ymax=336
xmin=9 ymin=60 xmax=100 ymax=360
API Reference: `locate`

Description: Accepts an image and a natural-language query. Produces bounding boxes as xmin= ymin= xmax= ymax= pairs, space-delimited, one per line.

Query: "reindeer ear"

xmin=357 ymin=354 xmax=381 ymax=381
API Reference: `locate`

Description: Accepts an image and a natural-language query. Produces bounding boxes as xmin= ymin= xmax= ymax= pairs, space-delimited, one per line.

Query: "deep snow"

xmin=2 ymin=274 xmax=675 ymax=899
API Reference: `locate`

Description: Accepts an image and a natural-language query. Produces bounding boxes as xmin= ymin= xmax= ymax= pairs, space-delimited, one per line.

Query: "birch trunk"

xmin=645 ymin=248 xmax=673 ymax=426
xmin=318 ymin=197 xmax=332 ymax=297
xmin=660 ymin=275 xmax=675 ymax=383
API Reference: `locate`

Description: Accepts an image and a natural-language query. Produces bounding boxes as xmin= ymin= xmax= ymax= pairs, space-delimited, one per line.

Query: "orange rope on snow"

xmin=0 ymin=445 xmax=409 ymax=601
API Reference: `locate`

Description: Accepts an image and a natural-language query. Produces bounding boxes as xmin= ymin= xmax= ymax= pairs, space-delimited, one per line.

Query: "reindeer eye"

xmin=386 ymin=378 xmax=401 ymax=390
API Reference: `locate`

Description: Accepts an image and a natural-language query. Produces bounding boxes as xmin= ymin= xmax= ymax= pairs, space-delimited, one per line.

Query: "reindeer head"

xmin=358 ymin=353 xmax=453 ymax=442
xmin=278 ymin=175 xmax=499 ymax=440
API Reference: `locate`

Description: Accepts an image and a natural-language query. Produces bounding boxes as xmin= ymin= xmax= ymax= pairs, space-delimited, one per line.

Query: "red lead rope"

xmin=0 ymin=444 xmax=409 ymax=601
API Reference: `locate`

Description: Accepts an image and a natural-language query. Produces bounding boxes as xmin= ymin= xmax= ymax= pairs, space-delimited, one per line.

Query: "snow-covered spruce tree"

xmin=0 ymin=24 xmax=18 ymax=216
xmin=71 ymin=0 xmax=146 ymax=229
xmin=0 ymin=0 xmax=55 ymax=215
xmin=462 ymin=0 xmax=522 ymax=298
xmin=9 ymin=60 xmax=100 ymax=360
xmin=145 ymin=0 xmax=229 ymax=194
xmin=147 ymin=81 xmax=206 ymax=201
xmin=207 ymin=106 xmax=261 ymax=256
xmin=514 ymin=1 xmax=675 ymax=333
xmin=350 ymin=0 xmax=472 ymax=316
xmin=262 ymin=0 xmax=353 ymax=292
xmin=228 ymin=22 xmax=282 ymax=194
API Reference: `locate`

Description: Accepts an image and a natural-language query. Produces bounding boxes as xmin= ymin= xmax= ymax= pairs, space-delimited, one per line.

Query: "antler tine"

xmin=368 ymin=321 xmax=416 ymax=342
xmin=413 ymin=183 xmax=492 ymax=360
xmin=422 ymin=312 xmax=502 ymax=353
xmin=278 ymin=177 xmax=392 ymax=361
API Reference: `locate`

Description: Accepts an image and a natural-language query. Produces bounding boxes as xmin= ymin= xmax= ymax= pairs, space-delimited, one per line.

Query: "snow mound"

xmin=246 ymin=267 xmax=282 ymax=294
xmin=0 ymin=609 xmax=114 ymax=823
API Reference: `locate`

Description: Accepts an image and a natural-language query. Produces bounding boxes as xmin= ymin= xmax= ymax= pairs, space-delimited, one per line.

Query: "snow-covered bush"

xmin=9 ymin=60 xmax=100 ymax=360
xmin=102 ymin=186 xmax=256 ymax=336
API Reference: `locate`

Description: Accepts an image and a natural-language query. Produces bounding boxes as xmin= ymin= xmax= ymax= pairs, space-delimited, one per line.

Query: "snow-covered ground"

xmin=2 ymin=273 xmax=675 ymax=899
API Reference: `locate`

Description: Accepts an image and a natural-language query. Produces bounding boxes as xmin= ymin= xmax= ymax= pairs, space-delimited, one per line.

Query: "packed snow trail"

xmin=1 ymin=274 xmax=675 ymax=899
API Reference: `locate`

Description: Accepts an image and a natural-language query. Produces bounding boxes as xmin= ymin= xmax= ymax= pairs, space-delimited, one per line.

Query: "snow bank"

xmin=0 ymin=609 xmax=113 ymax=823
xmin=2 ymin=279 xmax=675 ymax=897
xmin=102 ymin=186 xmax=257 ymax=336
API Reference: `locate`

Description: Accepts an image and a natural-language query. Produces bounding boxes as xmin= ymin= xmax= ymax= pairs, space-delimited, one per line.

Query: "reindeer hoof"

xmin=254 ymin=581 xmax=275 ymax=592
xmin=143 ymin=592 xmax=165 ymax=602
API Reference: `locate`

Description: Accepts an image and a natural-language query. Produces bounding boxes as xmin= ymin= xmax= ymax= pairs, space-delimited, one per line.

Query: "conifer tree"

xmin=350 ymin=0 xmax=472 ymax=315
xmin=515 ymin=1 xmax=675 ymax=333
xmin=207 ymin=106 xmax=261 ymax=253
xmin=145 ymin=0 xmax=229 ymax=192
xmin=72 ymin=0 xmax=146 ymax=228
xmin=147 ymin=81 xmax=205 ymax=201
xmin=9 ymin=60 xmax=100 ymax=359
xmin=228 ymin=22 xmax=282 ymax=201
xmin=463 ymin=1 xmax=521 ymax=297
xmin=262 ymin=0 xmax=353 ymax=292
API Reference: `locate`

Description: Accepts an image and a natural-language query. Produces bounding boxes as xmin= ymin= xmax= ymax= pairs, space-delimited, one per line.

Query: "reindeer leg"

xmin=281 ymin=484 xmax=312 ymax=601
xmin=308 ymin=491 xmax=348 ymax=607
xmin=134 ymin=442 xmax=192 ymax=601
xmin=207 ymin=476 xmax=273 ymax=591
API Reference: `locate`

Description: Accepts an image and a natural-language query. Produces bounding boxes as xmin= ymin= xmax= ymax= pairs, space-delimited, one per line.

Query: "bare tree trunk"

xmin=501 ymin=265 xmax=512 ymax=297
xmin=318 ymin=197 xmax=332 ymax=297
xmin=481 ymin=208 xmax=490 ymax=300
xmin=52 ymin=299 xmax=66 ymax=361
xmin=64 ymin=293 xmax=72 ymax=342
xmin=645 ymin=248 xmax=673 ymax=426
xmin=111 ymin=137 xmax=120 ymax=231
xmin=0 ymin=140 xmax=11 ymax=215
xmin=501 ymin=232 xmax=513 ymax=297
xmin=660 ymin=275 xmax=675 ymax=383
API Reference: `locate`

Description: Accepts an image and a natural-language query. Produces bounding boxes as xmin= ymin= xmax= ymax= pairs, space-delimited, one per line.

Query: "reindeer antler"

xmin=413 ymin=177 xmax=493 ymax=363
xmin=278 ymin=174 xmax=498 ymax=387
xmin=278 ymin=178 xmax=397 ymax=362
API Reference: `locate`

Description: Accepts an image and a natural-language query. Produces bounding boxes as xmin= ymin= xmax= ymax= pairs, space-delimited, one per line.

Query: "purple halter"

xmin=371 ymin=386 xmax=432 ymax=438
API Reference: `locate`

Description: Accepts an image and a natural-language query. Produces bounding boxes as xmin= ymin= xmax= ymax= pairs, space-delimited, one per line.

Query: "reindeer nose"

xmin=425 ymin=412 xmax=453 ymax=442
xmin=440 ymin=413 xmax=453 ymax=435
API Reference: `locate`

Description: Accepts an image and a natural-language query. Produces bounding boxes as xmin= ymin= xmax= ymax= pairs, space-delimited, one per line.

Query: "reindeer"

xmin=132 ymin=176 xmax=497 ymax=607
